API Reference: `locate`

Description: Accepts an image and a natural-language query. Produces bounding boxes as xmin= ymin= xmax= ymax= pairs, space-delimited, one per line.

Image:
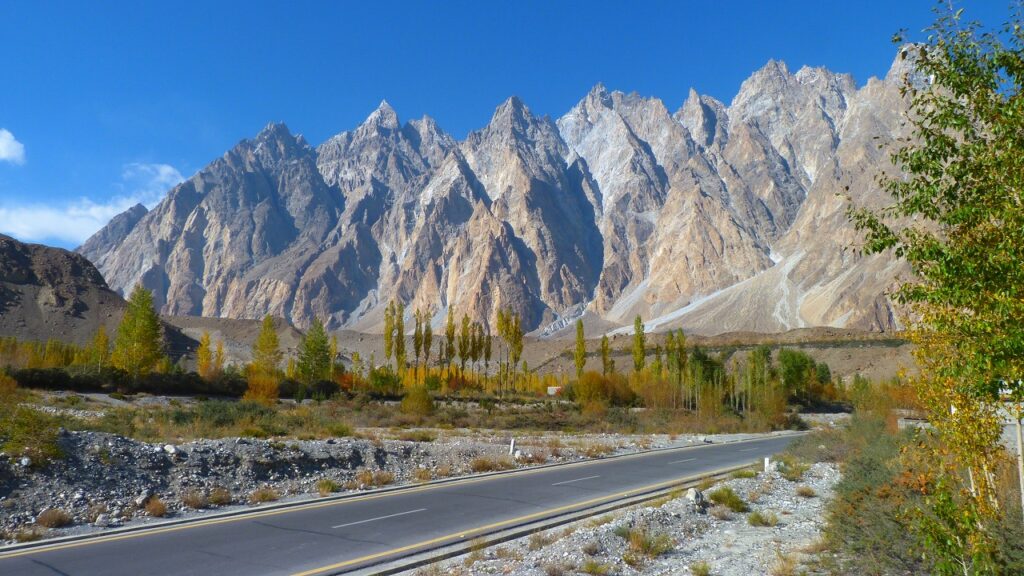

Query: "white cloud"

xmin=0 ymin=129 xmax=25 ymax=165
xmin=0 ymin=162 xmax=183 ymax=247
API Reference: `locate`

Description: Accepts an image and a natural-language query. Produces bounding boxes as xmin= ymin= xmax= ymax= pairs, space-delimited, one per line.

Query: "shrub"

xmin=529 ymin=532 xmax=554 ymax=550
xmin=14 ymin=527 xmax=44 ymax=542
xmin=317 ymin=479 xmax=340 ymax=496
xmin=470 ymin=456 xmax=515 ymax=473
xmin=180 ymin=490 xmax=208 ymax=509
xmin=249 ymin=487 xmax=280 ymax=504
xmin=709 ymin=505 xmax=732 ymax=520
xmin=731 ymin=469 xmax=757 ymax=479
xmin=145 ymin=497 xmax=168 ymax=517
xmin=0 ymin=372 xmax=16 ymax=397
xmin=748 ymin=510 xmax=779 ymax=527
xmin=691 ymin=560 xmax=712 ymax=576
xmin=208 ymin=487 xmax=233 ymax=506
xmin=413 ymin=468 xmax=432 ymax=483
xmin=708 ymin=487 xmax=749 ymax=513
xmin=581 ymin=541 xmax=601 ymax=556
xmin=243 ymin=371 xmax=279 ymax=406
xmin=401 ymin=386 xmax=435 ymax=416
xmin=796 ymin=485 xmax=816 ymax=498
xmin=580 ymin=559 xmax=609 ymax=575
xmin=36 ymin=508 xmax=72 ymax=528
xmin=327 ymin=422 xmax=353 ymax=437
xmin=776 ymin=454 xmax=809 ymax=482
xmin=0 ymin=405 xmax=63 ymax=464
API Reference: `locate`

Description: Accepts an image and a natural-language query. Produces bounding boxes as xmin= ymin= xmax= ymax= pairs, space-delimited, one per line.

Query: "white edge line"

xmin=551 ymin=475 xmax=601 ymax=487
xmin=669 ymin=458 xmax=697 ymax=464
xmin=332 ymin=508 xmax=427 ymax=529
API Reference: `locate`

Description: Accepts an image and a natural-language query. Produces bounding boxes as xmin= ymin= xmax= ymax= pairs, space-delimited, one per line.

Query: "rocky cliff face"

xmin=80 ymin=51 xmax=916 ymax=335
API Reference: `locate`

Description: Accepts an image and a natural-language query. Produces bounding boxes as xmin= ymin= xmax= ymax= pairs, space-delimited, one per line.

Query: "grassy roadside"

xmin=784 ymin=415 xmax=1024 ymax=574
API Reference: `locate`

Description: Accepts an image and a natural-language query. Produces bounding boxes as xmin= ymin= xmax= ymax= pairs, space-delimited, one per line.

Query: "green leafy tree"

xmin=296 ymin=318 xmax=331 ymax=384
xmin=445 ymin=307 xmax=456 ymax=368
xmin=574 ymin=319 xmax=586 ymax=379
xmin=423 ymin=314 xmax=433 ymax=368
xmin=251 ymin=316 xmax=283 ymax=376
xmin=394 ymin=302 xmax=406 ymax=370
xmin=458 ymin=313 xmax=471 ymax=374
xmin=632 ymin=315 xmax=646 ymax=373
xmin=87 ymin=325 xmax=110 ymax=373
xmin=383 ymin=301 xmax=395 ymax=369
xmin=413 ymin=309 xmax=423 ymax=370
xmin=600 ymin=334 xmax=614 ymax=376
xmin=849 ymin=7 xmax=1024 ymax=569
xmin=111 ymin=285 xmax=164 ymax=380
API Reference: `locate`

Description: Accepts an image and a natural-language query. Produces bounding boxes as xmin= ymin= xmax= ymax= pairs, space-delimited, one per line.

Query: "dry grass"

xmin=769 ymin=550 xmax=799 ymax=576
xmin=354 ymin=469 xmax=395 ymax=487
xmin=709 ymin=505 xmax=733 ymax=520
xmin=14 ymin=527 xmax=45 ymax=542
xmin=691 ymin=560 xmax=712 ymax=576
xmin=581 ymin=443 xmax=615 ymax=458
xmin=731 ymin=468 xmax=758 ymax=479
xmin=209 ymin=486 xmax=232 ymax=506
xmin=581 ymin=540 xmax=601 ymax=556
xmin=248 ymin=487 xmax=280 ymax=504
xmin=580 ymin=559 xmax=610 ymax=575
xmin=413 ymin=467 xmax=432 ymax=482
xmin=317 ymin=479 xmax=340 ymax=496
xmin=543 ymin=563 xmax=571 ymax=576
xmin=144 ymin=497 xmax=167 ymax=517
xmin=435 ymin=463 xmax=452 ymax=478
xmin=494 ymin=546 xmax=522 ymax=560
xmin=529 ymin=531 xmax=555 ymax=551
xmin=398 ymin=429 xmax=436 ymax=442
xmin=795 ymin=485 xmax=816 ymax=498
xmin=35 ymin=508 xmax=71 ymax=528
xmin=587 ymin=514 xmax=614 ymax=528
xmin=470 ymin=455 xmax=515 ymax=473
xmin=748 ymin=510 xmax=779 ymax=527
xmin=86 ymin=503 xmax=107 ymax=523
xmin=180 ymin=490 xmax=209 ymax=509
xmin=697 ymin=477 xmax=717 ymax=491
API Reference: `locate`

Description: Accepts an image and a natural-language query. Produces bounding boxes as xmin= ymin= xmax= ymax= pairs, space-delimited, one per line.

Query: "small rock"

xmin=163 ymin=444 xmax=177 ymax=454
xmin=93 ymin=514 xmax=109 ymax=527
xmin=135 ymin=489 xmax=152 ymax=507
xmin=19 ymin=457 xmax=31 ymax=468
xmin=684 ymin=488 xmax=707 ymax=513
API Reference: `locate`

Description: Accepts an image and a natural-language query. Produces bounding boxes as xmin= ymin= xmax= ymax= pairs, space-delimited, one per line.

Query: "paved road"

xmin=0 ymin=434 xmax=799 ymax=576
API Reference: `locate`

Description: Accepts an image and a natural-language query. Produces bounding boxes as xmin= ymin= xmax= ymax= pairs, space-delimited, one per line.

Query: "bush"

xmin=36 ymin=508 xmax=72 ymax=528
xmin=691 ymin=560 xmax=712 ymax=576
xmin=401 ymin=386 xmax=435 ymax=416
xmin=243 ymin=371 xmax=279 ymax=406
xmin=0 ymin=405 xmax=64 ymax=463
xmin=796 ymin=485 xmax=816 ymax=498
xmin=317 ymin=478 xmax=340 ymax=496
xmin=249 ymin=487 xmax=280 ymax=504
xmin=145 ymin=497 xmax=167 ymax=517
xmin=180 ymin=490 xmax=208 ymax=509
xmin=398 ymin=429 xmax=436 ymax=442
xmin=470 ymin=456 xmax=515 ymax=473
xmin=208 ymin=487 xmax=232 ymax=506
xmin=708 ymin=487 xmax=749 ymax=513
xmin=747 ymin=510 xmax=778 ymax=527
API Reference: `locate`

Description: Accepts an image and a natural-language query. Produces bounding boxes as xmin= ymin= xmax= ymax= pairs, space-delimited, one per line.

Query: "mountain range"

xmin=78 ymin=48 xmax=921 ymax=336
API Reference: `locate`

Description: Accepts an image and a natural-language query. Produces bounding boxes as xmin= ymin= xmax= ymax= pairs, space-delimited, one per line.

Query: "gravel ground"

xmin=430 ymin=462 xmax=839 ymax=576
xmin=0 ymin=427 xmax=791 ymax=544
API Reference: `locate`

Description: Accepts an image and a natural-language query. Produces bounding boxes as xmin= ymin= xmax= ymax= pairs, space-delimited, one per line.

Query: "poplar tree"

xmin=423 ymin=316 xmax=433 ymax=368
xmin=111 ymin=285 xmax=164 ymax=380
xmin=574 ymin=319 xmax=586 ymax=379
xmin=600 ymin=334 xmax=613 ymax=376
xmin=458 ymin=314 xmax=471 ymax=374
xmin=383 ymin=302 xmax=395 ymax=369
xmin=413 ymin=310 xmax=423 ymax=370
xmin=445 ymin=307 xmax=456 ymax=369
xmin=394 ymin=303 xmax=406 ymax=370
xmin=197 ymin=331 xmax=214 ymax=380
xmin=213 ymin=339 xmax=225 ymax=377
xmin=87 ymin=325 xmax=110 ymax=374
xmin=251 ymin=315 xmax=282 ymax=376
xmin=297 ymin=318 xmax=331 ymax=384
xmin=632 ymin=315 xmax=646 ymax=374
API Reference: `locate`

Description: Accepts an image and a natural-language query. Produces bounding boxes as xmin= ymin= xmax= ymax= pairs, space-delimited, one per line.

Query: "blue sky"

xmin=0 ymin=0 xmax=1006 ymax=247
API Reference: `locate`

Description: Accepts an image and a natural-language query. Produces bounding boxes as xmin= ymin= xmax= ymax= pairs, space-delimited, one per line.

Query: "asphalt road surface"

xmin=0 ymin=434 xmax=799 ymax=576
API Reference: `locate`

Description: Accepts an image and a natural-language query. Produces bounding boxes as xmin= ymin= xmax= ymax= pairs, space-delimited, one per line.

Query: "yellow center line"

xmin=0 ymin=436 xmax=785 ymax=562
xmin=288 ymin=463 xmax=746 ymax=576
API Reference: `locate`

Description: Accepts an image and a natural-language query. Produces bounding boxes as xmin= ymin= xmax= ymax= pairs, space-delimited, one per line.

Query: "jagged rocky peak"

xmin=77 ymin=48 xmax=918 ymax=335
xmin=676 ymin=88 xmax=728 ymax=148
